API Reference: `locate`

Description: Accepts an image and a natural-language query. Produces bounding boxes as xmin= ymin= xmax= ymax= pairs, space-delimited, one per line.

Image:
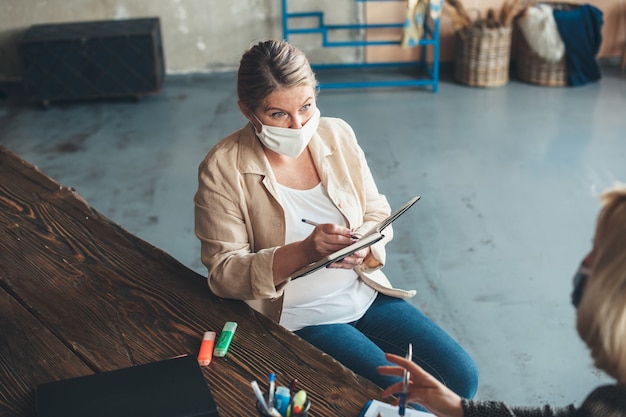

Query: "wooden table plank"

xmin=0 ymin=146 xmax=383 ymax=416
xmin=0 ymin=286 xmax=95 ymax=416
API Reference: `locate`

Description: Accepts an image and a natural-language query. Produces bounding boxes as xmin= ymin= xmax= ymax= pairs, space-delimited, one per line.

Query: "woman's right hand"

xmin=273 ymin=223 xmax=357 ymax=285
xmin=302 ymin=223 xmax=356 ymax=259
xmin=377 ymin=353 xmax=464 ymax=417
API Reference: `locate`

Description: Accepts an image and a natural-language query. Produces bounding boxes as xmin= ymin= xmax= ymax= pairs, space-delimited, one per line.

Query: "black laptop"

xmin=36 ymin=355 xmax=219 ymax=417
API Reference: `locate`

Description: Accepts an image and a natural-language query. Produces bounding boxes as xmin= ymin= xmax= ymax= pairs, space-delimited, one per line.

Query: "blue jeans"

xmin=295 ymin=293 xmax=479 ymax=400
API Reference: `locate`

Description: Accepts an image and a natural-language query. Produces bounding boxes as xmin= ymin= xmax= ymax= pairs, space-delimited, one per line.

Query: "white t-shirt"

xmin=276 ymin=182 xmax=377 ymax=331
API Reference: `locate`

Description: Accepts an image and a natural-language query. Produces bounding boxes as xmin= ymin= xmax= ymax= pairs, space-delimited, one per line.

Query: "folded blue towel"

xmin=553 ymin=4 xmax=603 ymax=86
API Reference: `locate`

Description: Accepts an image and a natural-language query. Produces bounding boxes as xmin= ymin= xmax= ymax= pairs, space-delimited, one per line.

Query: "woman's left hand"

xmin=329 ymin=247 xmax=370 ymax=269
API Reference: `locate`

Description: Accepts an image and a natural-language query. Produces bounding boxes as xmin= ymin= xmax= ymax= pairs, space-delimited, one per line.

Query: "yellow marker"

xmin=292 ymin=390 xmax=307 ymax=415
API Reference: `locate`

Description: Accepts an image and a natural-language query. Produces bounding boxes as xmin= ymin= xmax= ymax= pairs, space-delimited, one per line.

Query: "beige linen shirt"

xmin=194 ymin=116 xmax=416 ymax=323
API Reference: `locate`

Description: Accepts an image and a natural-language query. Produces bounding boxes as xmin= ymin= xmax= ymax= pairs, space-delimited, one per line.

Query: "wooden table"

xmin=0 ymin=146 xmax=383 ymax=416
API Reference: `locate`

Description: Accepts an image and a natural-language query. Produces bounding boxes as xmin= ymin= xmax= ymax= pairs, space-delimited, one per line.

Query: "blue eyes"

xmin=270 ymin=104 xmax=311 ymax=119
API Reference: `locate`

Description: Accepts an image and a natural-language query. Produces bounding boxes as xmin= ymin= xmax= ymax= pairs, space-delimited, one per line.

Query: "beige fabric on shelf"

xmin=401 ymin=0 xmax=427 ymax=47
xmin=401 ymin=0 xmax=442 ymax=48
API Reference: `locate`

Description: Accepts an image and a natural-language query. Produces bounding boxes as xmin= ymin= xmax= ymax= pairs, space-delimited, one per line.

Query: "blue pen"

xmin=398 ymin=343 xmax=412 ymax=417
xmin=268 ymin=373 xmax=276 ymax=410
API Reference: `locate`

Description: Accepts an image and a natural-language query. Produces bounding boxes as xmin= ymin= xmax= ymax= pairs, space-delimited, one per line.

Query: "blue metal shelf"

xmin=281 ymin=0 xmax=440 ymax=91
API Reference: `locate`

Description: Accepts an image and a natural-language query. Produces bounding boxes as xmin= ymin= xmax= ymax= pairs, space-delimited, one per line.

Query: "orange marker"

xmin=198 ymin=331 xmax=216 ymax=366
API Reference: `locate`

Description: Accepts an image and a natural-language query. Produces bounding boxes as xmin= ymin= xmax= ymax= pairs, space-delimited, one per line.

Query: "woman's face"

xmin=249 ymin=84 xmax=317 ymax=130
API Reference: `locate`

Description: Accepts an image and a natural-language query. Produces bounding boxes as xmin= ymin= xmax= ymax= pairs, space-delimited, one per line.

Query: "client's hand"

xmin=378 ymin=353 xmax=464 ymax=417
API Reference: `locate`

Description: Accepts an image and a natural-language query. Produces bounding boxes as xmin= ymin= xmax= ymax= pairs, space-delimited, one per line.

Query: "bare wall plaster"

xmin=0 ymin=0 xmax=360 ymax=80
xmin=1 ymin=0 xmax=623 ymax=80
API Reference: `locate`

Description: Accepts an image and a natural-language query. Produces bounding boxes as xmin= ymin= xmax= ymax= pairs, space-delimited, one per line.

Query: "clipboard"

xmin=291 ymin=196 xmax=420 ymax=279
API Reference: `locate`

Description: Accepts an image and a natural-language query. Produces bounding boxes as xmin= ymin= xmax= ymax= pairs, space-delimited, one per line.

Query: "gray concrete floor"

xmin=2 ymin=67 xmax=625 ymax=408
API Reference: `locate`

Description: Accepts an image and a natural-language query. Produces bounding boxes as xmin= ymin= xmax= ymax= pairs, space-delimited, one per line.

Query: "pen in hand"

xmin=301 ymin=218 xmax=359 ymax=240
xmin=301 ymin=218 xmax=319 ymax=227
xmin=398 ymin=343 xmax=413 ymax=417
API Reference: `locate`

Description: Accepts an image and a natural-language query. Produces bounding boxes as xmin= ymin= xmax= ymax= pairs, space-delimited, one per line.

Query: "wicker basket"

xmin=455 ymin=25 xmax=513 ymax=87
xmin=515 ymin=2 xmax=578 ymax=86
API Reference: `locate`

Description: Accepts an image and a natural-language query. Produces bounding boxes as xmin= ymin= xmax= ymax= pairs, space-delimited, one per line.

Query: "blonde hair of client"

xmin=577 ymin=185 xmax=626 ymax=384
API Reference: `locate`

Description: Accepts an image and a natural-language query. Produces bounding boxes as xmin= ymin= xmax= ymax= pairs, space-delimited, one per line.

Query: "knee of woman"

xmin=454 ymin=360 xmax=479 ymax=399
xmin=425 ymin=353 xmax=479 ymax=399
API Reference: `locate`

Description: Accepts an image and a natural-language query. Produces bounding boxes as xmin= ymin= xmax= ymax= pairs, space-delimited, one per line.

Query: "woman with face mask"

xmin=378 ymin=185 xmax=626 ymax=417
xmin=194 ymin=40 xmax=478 ymax=398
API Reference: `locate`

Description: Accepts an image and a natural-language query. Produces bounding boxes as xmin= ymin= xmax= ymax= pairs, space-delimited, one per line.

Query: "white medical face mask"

xmin=252 ymin=108 xmax=320 ymax=158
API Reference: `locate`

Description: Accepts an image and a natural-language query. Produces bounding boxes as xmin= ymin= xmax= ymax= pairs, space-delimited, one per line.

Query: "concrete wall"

xmin=0 ymin=0 xmax=359 ymax=80
xmin=0 ymin=0 xmax=623 ymax=80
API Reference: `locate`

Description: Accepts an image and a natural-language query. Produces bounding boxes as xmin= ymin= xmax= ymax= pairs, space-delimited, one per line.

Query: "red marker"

xmin=198 ymin=331 xmax=216 ymax=366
